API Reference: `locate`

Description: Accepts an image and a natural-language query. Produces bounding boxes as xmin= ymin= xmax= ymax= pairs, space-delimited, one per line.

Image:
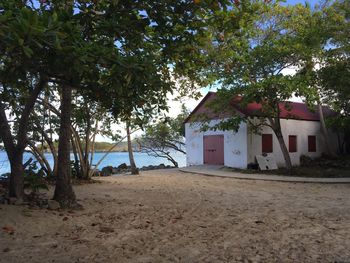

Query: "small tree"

xmin=137 ymin=106 xmax=188 ymax=167
xmin=0 ymin=3 xmax=64 ymax=198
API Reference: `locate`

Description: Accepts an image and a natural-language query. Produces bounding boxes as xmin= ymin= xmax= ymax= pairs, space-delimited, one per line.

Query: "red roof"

xmin=184 ymin=92 xmax=336 ymax=123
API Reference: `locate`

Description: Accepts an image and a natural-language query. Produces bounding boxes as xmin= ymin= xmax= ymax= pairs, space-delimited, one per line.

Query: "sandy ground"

xmin=0 ymin=169 xmax=350 ymax=263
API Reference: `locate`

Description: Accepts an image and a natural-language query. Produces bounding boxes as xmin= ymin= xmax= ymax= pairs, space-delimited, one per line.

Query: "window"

xmin=262 ymin=134 xmax=273 ymax=153
xmin=308 ymin=136 xmax=316 ymax=152
xmin=289 ymin=135 xmax=297 ymax=153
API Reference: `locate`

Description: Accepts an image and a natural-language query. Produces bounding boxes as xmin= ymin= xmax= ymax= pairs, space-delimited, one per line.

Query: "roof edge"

xmin=183 ymin=92 xmax=216 ymax=124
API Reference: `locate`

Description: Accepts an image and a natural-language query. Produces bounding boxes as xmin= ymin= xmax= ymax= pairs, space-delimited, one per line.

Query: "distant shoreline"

xmin=0 ymin=151 xmax=186 ymax=175
xmin=42 ymin=150 xmax=141 ymax=154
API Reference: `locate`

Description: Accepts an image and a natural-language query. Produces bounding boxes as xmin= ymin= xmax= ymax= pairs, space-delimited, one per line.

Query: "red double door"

xmin=203 ymin=135 xmax=224 ymax=165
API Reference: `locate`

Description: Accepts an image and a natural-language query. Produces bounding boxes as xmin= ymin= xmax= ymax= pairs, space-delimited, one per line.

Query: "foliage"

xmin=198 ymin=0 xmax=350 ymax=168
xmin=136 ymin=106 xmax=189 ymax=166
xmin=315 ymin=1 xmax=350 ymax=153
xmin=24 ymin=161 xmax=49 ymax=194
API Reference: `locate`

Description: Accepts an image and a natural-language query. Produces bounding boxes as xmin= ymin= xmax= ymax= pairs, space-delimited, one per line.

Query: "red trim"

xmin=183 ymin=92 xmax=216 ymax=123
xmin=184 ymin=92 xmax=337 ymax=123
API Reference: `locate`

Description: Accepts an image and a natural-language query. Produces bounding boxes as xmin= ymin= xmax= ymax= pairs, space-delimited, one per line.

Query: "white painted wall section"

xmin=247 ymin=118 xmax=339 ymax=167
xmin=185 ymin=120 xmax=248 ymax=168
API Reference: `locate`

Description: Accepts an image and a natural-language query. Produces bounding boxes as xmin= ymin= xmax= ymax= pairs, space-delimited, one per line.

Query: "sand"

xmin=0 ymin=169 xmax=349 ymax=263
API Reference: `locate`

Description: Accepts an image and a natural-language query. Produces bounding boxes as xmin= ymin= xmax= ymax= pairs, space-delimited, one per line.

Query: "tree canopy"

xmin=197 ymin=0 xmax=350 ymax=169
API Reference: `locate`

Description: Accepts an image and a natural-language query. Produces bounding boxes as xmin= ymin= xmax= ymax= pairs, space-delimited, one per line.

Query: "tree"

xmin=137 ymin=106 xmax=188 ymax=167
xmin=319 ymin=58 xmax=350 ymax=153
xmin=272 ymin=0 xmax=350 ymax=157
xmin=316 ymin=0 xmax=350 ymax=154
xmin=126 ymin=121 xmax=139 ymax=175
xmin=199 ymin=2 xmax=334 ymax=171
xmin=1 ymin=0 xmax=247 ymax=204
xmin=0 ymin=2 xmax=65 ymax=199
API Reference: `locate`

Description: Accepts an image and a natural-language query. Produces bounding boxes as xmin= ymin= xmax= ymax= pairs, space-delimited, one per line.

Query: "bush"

xmin=24 ymin=161 xmax=48 ymax=194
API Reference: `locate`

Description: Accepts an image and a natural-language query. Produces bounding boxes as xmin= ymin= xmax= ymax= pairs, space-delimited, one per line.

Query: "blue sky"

xmin=284 ymin=0 xmax=320 ymax=6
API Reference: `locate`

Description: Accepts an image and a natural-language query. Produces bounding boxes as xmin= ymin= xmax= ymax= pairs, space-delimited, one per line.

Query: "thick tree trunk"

xmin=0 ymin=78 xmax=46 ymax=199
xmin=53 ymin=85 xmax=77 ymax=208
xmin=0 ymin=104 xmax=24 ymax=199
xmin=9 ymin=154 xmax=25 ymax=200
xmin=126 ymin=122 xmax=139 ymax=175
xmin=318 ymin=103 xmax=336 ymax=157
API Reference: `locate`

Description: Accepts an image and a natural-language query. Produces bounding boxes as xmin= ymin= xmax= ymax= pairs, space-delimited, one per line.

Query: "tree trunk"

xmin=89 ymin=121 xmax=98 ymax=174
xmin=71 ymin=137 xmax=81 ymax=179
xmin=269 ymin=117 xmax=292 ymax=171
xmin=28 ymin=143 xmax=52 ymax=177
xmin=318 ymin=103 xmax=336 ymax=157
xmin=87 ymin=135 xmax=128 ymax=178
xmin=126 ymin=122 xmax=139 ymax=175
xmin=83 ymin=111 xmax=91 ymax=179
xmin=53 ymin=85 xmax=77 ymax=208
xmin=8 ymin=154 xmax=25 ymax=200
xmin=166 ymin=154 xmax=178 ymax=167
xmin=274 ymin=129 xmax=292 ymax=171
xmin=36 ymin=120 xmax=58 ymax=177
xmin=71 ymin=127 xmax=86 ymax=178
xmin=0 ymin=78 xmax=47 ymax=199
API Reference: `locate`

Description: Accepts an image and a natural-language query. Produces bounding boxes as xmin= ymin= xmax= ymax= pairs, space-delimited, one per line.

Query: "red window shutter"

xmin=262 ymin=134 xmax=273 ymax=153
xmin=289 ymin=135 xmax=297 ymax=153
xmin=308 ymin=136 xmax=316 ymax=152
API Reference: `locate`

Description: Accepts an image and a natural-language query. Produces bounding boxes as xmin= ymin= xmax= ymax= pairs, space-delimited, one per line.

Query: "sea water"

xmin=0 ymin=151 xmax=186 ymax=175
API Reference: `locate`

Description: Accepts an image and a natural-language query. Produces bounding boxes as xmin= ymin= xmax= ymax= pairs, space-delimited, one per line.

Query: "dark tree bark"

xmin=53 ymin=85 xmax=77 ymax=208
xmin=0 ymin=78 xmax=46 ymax=199
xmin=8 ymin=154 xmax=25 ymax=199
xmin=126 ymin=122 xmax=139 ymax=175
xmin=0 ymin=102 xmax=24 ymax=199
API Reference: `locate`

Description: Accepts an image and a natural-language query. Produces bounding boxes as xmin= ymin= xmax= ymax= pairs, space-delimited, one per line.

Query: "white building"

xmin=185 ymin=92 xmax=339 ymax=168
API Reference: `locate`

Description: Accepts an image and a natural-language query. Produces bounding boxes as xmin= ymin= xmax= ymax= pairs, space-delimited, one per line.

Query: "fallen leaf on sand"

xmin=2 ymin=226 xmax=15 ymax=234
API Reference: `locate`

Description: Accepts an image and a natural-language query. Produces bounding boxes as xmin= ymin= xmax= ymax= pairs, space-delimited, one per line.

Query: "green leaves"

xmin=22 ymin=46 xmax=33 ymax=58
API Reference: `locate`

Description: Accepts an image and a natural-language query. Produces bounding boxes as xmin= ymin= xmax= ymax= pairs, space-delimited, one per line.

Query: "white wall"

xmin=247 ymin=118 xmax=339 ymax=167
xmin=185 ymin=120 xmax=248 ymax=168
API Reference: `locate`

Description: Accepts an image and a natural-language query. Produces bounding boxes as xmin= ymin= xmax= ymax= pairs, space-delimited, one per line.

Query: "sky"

xmin=284 ymin=0 xmax=320 ymax=6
